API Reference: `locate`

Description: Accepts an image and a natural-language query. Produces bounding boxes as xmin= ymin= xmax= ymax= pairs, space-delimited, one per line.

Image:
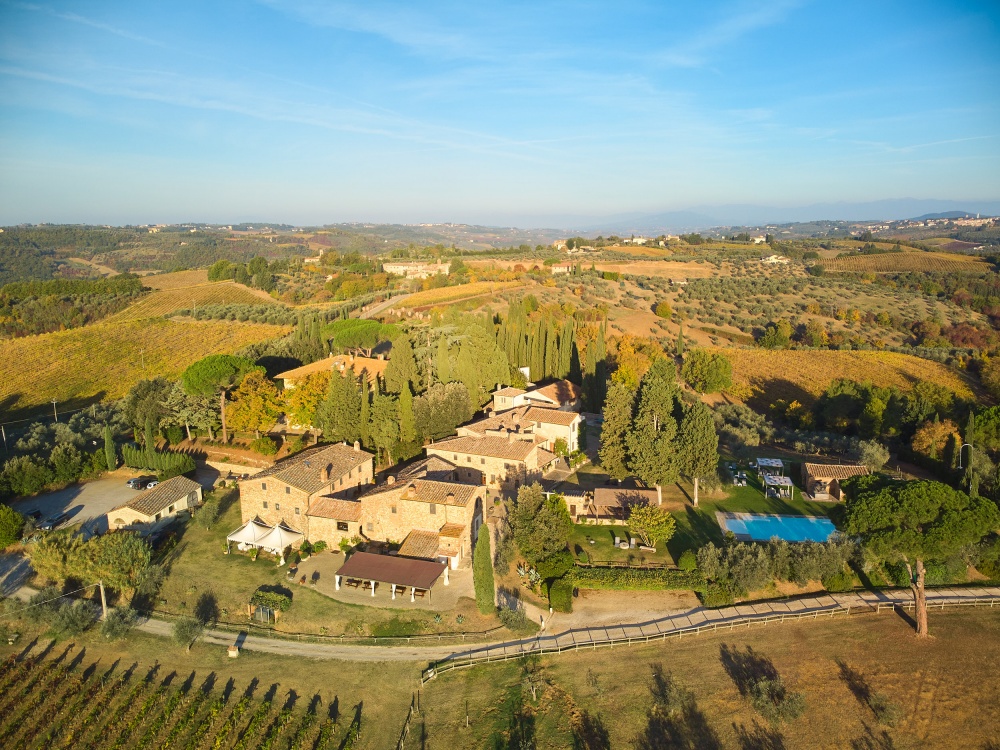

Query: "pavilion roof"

xmin=336 ymin=551 xmax=446 ymax=591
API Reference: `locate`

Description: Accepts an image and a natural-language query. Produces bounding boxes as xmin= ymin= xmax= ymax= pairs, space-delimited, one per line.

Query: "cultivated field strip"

xmin=422 ymin=586 xmax=1000 ymax=681
xmin=823 ymin=251 xmax=988 ymax=274
xmin=0 ymin=650 xmax=361 ymax=750
xmin=111 ymin=281 xmax=278 ymax=322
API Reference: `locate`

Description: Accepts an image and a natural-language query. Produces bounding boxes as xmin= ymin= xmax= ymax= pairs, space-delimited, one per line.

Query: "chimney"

xmin=322 ymin=464 xmax=332 ymax=482
xmin=446 ymin=492 xmax=455 ymax=504
xmin=488 ymin=411 xmax=496 ymax=418
xmin=387 ymin=475 xmax=395 ymax=485
xmin=354 ymin=440 xmax=360 ymax=452
xmin=507 ymin=431 xmax=515 ymax=443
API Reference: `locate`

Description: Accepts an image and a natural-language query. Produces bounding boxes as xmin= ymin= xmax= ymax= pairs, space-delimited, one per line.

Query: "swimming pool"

xmin=717 ymin=512 xmax=837 ymax=543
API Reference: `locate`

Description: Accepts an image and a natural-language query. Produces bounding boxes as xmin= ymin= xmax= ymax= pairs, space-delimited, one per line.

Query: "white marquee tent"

xmin=227 ymin=518 xmax=271 ymax=549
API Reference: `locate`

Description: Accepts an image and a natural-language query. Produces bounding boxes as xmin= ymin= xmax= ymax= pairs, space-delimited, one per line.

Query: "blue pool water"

xmin=721 ymin=514 xmax=836 ymax=543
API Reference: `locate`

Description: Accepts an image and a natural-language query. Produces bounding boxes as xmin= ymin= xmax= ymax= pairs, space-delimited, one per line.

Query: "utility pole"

xmin=52 ymin=399 xmax=58 ymax=422
xmin=98 ymin=580 xmax=108 ymax=620
xmin=1 ymin=424 xmax=6 ymax=454
xmin=140 ymin=348 xmax=145 ymax=370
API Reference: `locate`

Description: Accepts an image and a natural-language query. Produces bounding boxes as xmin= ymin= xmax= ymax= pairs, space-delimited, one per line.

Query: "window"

xmin=480 ymin=458 xmax=485 ymax=465
xmin=391 ymin=505 xmax=397 ymax=514
xmin=337 ymin=521 xmax=349 ymax=531
xmin=348 ymin=468 xmax=352 ymax=478
xmin=366 ymin=523 xmax=373 ymax=532
xmin=261 ymin=482 xmax=267 ymax=490
xmin=294 ymin=507 xmax=301 ymax=515
xmin=467 ymin=456 xmax=472 ymax=463
xmin=262 ymin=501 xmax=268 ymax=509
xmin=285 ymin=486 xmax=291 ymax=494
xmin=429 ymin=503 xmax=436 ymax=515
xmin=339 ymin=478 xmax=344 ymax=486
xmin=453 ymin=454 xmax=458 ymax=461
xmin=490 ymin=475 xmax=494 ymax=484
xmin=168 ymin=505 xmax=175 ymax=513
xmin=275 ymin=503 xmax=281 ymax=511
xmin=154 ymin=513 xmax=161 ymax=521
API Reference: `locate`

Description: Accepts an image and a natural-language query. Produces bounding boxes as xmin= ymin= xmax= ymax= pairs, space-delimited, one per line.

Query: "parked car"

xmin=145 ymin=480 xmax=159 ymax=489
xmin=26 ymin=510 xmax=43 ymax=521
xmin=40 ymin=512 xmax=70 ymax=531
xmin=126 ymin=478 xmax=146 ymax=490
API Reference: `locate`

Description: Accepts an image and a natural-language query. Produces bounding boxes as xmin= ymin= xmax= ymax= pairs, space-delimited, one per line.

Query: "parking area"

xmin=11 ymin=463 xmax=229 ymax=535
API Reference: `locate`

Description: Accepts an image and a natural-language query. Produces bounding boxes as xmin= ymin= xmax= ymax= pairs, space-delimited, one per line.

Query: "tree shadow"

xmin=222 ymin=677 xmax=236 ymax=702
xmin=734 ymin=720 xmax=786 ymax=750
xmin=719 ymin=645 xmax=779 ymax=697
xmin=492 ymin=688 xmax=535 ymax=750
xmin=329 ymin=695 xmax=339 ymax=722
xmin=851 ymin=722 xmax=897 ymax=750
xmin=263 ymin=682 xmax=279 ymax=703
xmin=194 ymin=592 xmax=220 ymax=625
xmin=633 ymin=663 xmax=722 ymax=750
xmin=837 ymin=660 xmax=871 ymax=707
xmin=200 ymin=672 xmax=218 ymax=694
xmin=571 ymin=710 xmax=610 ymax=750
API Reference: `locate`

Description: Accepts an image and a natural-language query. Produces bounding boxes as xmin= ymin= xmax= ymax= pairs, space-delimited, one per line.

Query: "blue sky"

xmin=0 ymin=0 xmax=998 ymax=226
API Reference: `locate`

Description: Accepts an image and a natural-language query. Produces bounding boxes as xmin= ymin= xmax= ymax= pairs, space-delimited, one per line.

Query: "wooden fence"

xmin=419 ymin=596 xmax=999 ymax=684
xmin=396 ymin=696 xmax=416 ymax=750
xmin=574 ymin=560 xmax=677 ymax=570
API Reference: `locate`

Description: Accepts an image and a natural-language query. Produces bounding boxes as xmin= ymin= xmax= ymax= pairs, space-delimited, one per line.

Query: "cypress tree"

xmin=544 ymin=319 xmax=558 ymax=379
xmin=473 ymin=529 xmax=495 ymax=614
xmin=399 ymin=383 xmax=417 ymax=448
xmin=558 ymin=320 xmax=575 ymax=379
xmin=144 ymin=417 xmax=156 ymax=461
xmin=103 ymin=424 xmax=117 ymax=470
xmin=436 ymin=336 xmax=451 ymax=384
xmin=359 ymin=378 xmax=371 ymax=448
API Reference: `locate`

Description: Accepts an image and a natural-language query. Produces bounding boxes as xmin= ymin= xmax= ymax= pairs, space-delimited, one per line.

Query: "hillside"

xmin=110 ymin=278 xmax=278 ymax=322
xmin=714 ymin=348 xmax=979 ymax=407
xmin=0 ymin=317 xmax=289 ymax=418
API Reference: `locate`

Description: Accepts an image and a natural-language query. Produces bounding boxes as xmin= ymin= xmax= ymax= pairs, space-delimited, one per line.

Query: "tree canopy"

xmin=510 ymin=484 xmax=572 ymax=565
xmin=181 ymin=354 xmax=257 ymax=397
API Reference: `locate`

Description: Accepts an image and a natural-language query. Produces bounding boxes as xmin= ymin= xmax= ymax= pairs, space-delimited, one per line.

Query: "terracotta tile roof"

xmin=523 ymin=406 xmax=581 ymax=426
xmin=276 ymin=354 xmax=389 ymax=385
xmin=463 ymin=405 xmax=579 ymax=437
xmin=307 ymin=497 xmax=362 ymax=522
xmin=591 ymin=488 xmax=659 ymax=509
xmin=397 ymin=530 xmax=441 ymax=560
xmin=429 ymin=435 xmax=540 ymax=461
xmin=525 ymin=379 xmax=581 ymax=406
xmin=494 ymin=387 xmax=526 ymax=397
xmin=275 ymin=357 xmax=335 ymax=382
xmin=245 ymin=443 xmax=371 ymax=494
xmin=410 ymin=480 xmax=478 ymax=506
xmin=336 ymin=550 xmax=445 ymax=589
xmin=535 ymin=448 xmax=558 ymax=466
xmin=438 ymin=522 xmax=465 ymax=538
xmin=802 ymin=463 xmax=870 ymax=481
xmin=116 ymin=476 xmax=200 ymax=518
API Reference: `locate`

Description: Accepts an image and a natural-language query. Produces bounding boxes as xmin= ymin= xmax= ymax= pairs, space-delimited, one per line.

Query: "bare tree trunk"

xmin=220 ymin=389 xmax=229 ymax=444
xmin=184 ymin=421 xmax=192 ymax=442
xmin=693 ymin=477 xmax=699 ymax=507
xmin=906 ymin=559 xmax=929 ymax=637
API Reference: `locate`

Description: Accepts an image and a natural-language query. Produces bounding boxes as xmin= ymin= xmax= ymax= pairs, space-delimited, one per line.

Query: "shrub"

xmin=312 ymin=540 xmax=327 ymax=553
xmin=52 ymin=600 xmax=98 ymax=636
xmin=571 ymin=567 xmax=705 ymax=591
xmin=250 ymin=588 xmax=292 ymax=612
xmin=749 ymin=677 xmax=805 ymax=724
xmin=498 ymin=606 xmax=531 ymax=632
xmin=699 ymin=583 xmax=735 ymax=607
xmin=101 ymin=606 xmax=138 ymax=640
xmin=681 ymin=349 xmax=733 ymax=394
xmin=654 ymin=301 xmax=672 ymax=318
xmin=677 ymin=549 xmax=698 ymax=572
xmin=338 ymin=537 xmax=353 ymax=555
xmin=868 ymin=692 xmax=902 ymax=727
xmin=249 ymin=437 xmax=278 ymax=455
xmin=548 ymin=577 xmax=574 ymax=613
xmin=821 ymin=570 xmax=855 ymax=593
xmin=0 ymin=505 xmax=24 ymax=548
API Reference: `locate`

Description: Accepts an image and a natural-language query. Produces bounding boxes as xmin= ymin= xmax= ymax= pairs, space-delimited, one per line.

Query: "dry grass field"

xmin=592 ymin=260 xmax=736 ymax=278
xmin=141 ymin=269 xmax=211 ymax=289
xmin=715 ymin=348 xmax=979 ymax=406
xmin=395 ymin=281 xmax=524 ymax=308
xmin=111 ymin=280 xmax=278 ymax=321
xmin=823 ymin=252 xmax=988 ymax=274
xmin=419 ymin=609 xmax=1000 ymax=748
xmin=0 ymin=318 xmax=289 ymax=416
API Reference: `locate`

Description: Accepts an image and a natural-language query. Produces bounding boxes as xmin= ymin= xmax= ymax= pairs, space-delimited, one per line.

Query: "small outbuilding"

xmin=755 ymin=458 xmax=784 ymax=476
xmin=763 ymin=474 xmax=794 ymax=500
xmin=801 ymin=463 xmax=869 ymax=501
xmin=107 ymin=475 xmax=202 ymax=531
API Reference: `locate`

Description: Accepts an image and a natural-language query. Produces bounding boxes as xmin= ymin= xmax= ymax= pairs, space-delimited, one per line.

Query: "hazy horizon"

xmin=1 ymin=1 xmax=998 ymax=225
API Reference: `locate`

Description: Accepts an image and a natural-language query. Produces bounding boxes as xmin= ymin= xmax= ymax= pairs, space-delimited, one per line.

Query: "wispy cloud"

xmin=656 ymin=0 xmax=804 ymax=68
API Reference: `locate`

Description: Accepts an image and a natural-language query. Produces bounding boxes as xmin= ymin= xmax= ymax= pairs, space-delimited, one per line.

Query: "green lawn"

xmin=568 ymin=523 xmax=676 ymax=566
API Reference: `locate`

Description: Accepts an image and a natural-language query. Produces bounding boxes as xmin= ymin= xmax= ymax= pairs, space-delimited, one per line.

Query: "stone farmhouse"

xmin=801 ymin=463 xmax=869 ymax=501
xmin=382 ymin=261 xmax=451 ymax=279
xmin=425 ymin=433 xmax=558 ymax=490
xmin=107 ymin=475 xmax=202 ymax=531
xmin=490 ymin=379 xmax=583 ymax=413
xmin=457 ymin=404 xmax=584 ymax=453
xmin=238 ymin=442 xmax=375 ymax=538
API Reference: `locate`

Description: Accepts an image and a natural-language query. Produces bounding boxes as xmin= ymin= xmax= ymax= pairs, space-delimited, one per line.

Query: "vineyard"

xmin=142 ymin=270 xmax=212 ymax=289
xmin=112 ymin=281 xmax=278 ymax=322
xmin=823 ymin=252 xmax=988 ymax=274
xmin=715 ymin=348 xmax=979 ymax=406
xmin=0 ymin=318 xmax=289 ymax=417
xmin=0 ymin=647 xmax=365 ymax=750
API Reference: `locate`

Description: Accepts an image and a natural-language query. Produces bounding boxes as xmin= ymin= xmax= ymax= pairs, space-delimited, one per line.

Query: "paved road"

xmin=359 ymin=294 xmax=410 ymax=319
xmin=10 ymin=464 xmax=225 ymax=534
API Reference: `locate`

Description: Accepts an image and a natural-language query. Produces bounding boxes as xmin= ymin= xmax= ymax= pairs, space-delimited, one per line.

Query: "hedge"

xmin=121 ymin=444 xmax=196 ymax=479
xmin=548 ymin=577 xmax=574 ymax=613
xmin=571 ymin=566 xmax=706 ymax=592
xmin=250 ymin=589 xmax=291 ymax=612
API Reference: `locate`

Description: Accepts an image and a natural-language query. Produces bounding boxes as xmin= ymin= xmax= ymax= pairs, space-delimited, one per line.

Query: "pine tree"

xmin=599 ymin=380 xmax=636 ymax=480
xmin=626 ymin=359 xmax=681 ymax=491
xmin=675 ymin=402 xmax=719 ymax=506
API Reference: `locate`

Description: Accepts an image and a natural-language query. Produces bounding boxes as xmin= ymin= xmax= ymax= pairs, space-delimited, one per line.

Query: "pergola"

xmin=763 ymin=474 xmax=794 ymax=499
xmin=756 ymin=458 xmax=784 ymax=476
xmin=334 ymin=551 xmax=448 ymax=602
